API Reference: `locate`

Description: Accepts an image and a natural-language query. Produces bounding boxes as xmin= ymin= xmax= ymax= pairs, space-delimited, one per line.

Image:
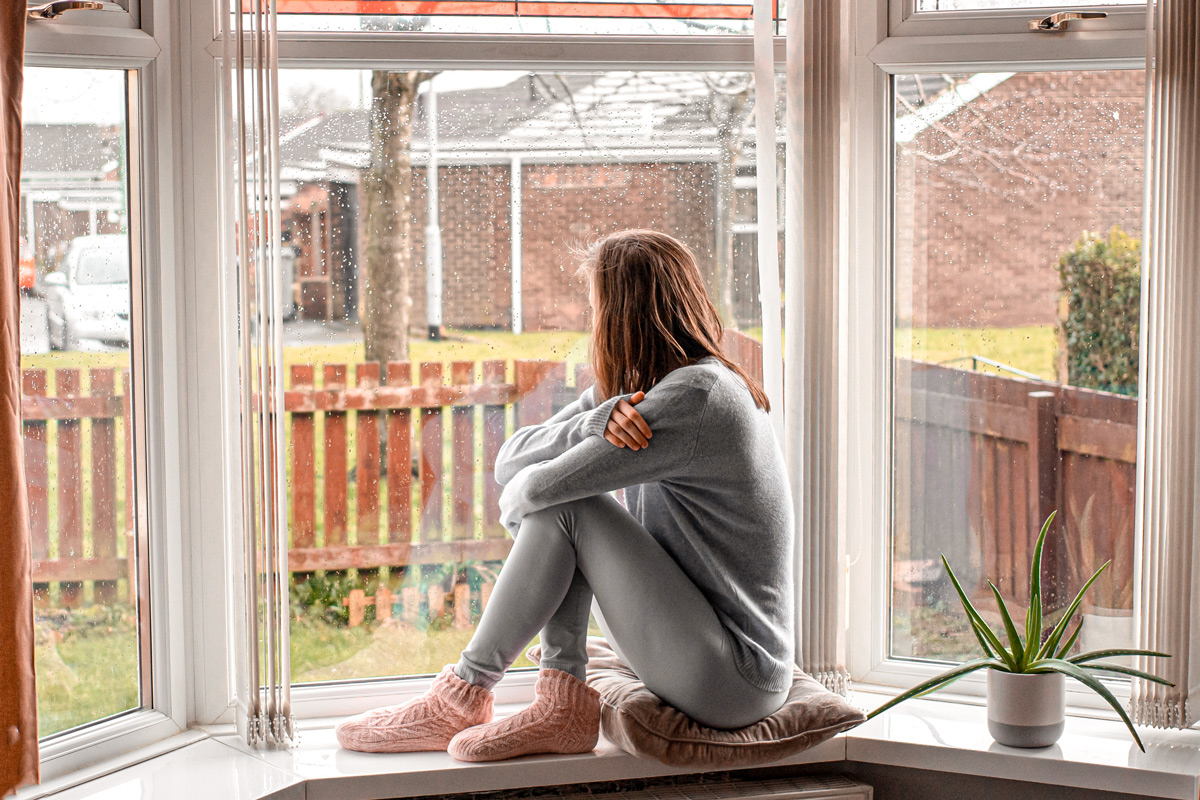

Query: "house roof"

xmin=22 ymin=124 xmax=122 ymax=177
xmin=279 ymin=71 xmax=760 ymax=185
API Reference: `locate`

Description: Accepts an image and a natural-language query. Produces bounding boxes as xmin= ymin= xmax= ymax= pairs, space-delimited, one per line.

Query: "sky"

xmin=21 ymin=66 xmax=530 ymax=125
xmin=24 ymin=68 xmax=125 ymax=125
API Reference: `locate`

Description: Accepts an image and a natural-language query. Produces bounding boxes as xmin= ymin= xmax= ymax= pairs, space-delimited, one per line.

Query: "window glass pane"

xmin=915 ymin=0 xmax=1141 ymax=10
xmin=281 ymin=69 xmax=766 ymax=684
xmin=891 ymin=71 xmax=1145 ymax=665
xmin=20 ymin=68 xmax=143 ymax=736
xmin=273 ymin=1 xmax=766 ymax=34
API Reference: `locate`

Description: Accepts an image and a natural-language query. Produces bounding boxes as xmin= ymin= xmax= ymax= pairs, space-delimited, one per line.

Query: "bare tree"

xmin=282 ymin=82 xmax=346 ymax=117
xmin=362 ymin=70 xmax=435 ymax=366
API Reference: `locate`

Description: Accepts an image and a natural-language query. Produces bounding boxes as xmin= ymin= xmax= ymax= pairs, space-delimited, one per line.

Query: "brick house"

xmin=895 ymin=69 xmax=1146 ymax=329
xmin=279 ymin=72 xmax=763 ymax=331
xmin=20 ymin=123 xmax=127 ymax=275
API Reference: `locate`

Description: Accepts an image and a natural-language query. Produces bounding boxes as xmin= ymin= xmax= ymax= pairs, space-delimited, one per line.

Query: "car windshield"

xmin=74 ymin=243 xmax=129 ymax=285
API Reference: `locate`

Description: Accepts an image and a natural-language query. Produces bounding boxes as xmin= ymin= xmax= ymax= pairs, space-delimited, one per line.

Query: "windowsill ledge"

xmin=848 ymin=689 xmax=1200 ymax=799
xmin=24 ymin=697 xmax=1200 ymax=800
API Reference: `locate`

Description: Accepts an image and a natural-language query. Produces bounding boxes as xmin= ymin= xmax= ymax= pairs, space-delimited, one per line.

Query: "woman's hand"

xmin=604 ymin=391 xmax=652 ymax=450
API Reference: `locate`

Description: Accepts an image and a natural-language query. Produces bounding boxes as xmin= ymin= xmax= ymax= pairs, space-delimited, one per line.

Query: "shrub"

xmin=290 ymin=573 xmax=363 ymax=627
xmin=1056 ymin=226 xmax=1141 ymax=396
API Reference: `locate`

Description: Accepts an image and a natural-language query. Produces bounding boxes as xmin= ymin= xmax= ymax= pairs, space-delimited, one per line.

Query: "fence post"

xmin=418 ymin=362 xmax=444 ymax=544
xmin=122 ymin=369 xmax=134 ymax=604
xmin=356 ymin=362 xmax=381 ymax=585
xmin=514 ymin=360 xmax=556 ymax=428
xmin=482 ymin=360 xmax=507 ymax=539
xmin=290 ymin=365 xmax=316 ymax=585
xmin=386 ymin=362 xmax=413 ymax=549
xmin=324 ymin=364 xmax=349 ymax=577
xmin=23 ymin=369 xmax=48 ymax=604
xmin=451 ymin=361 xmax=475 ymax=541
xmin=1027 ymin=390 xmax=1062 ymax=607
xmin=57 ymin=369 xmax=83 ymax=608
xmin=91 ymin=368 xmax=118 ymax=604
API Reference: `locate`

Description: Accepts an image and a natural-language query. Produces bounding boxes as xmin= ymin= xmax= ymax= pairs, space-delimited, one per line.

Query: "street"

xmin=20 ymin=295 xmax=363 ymax=356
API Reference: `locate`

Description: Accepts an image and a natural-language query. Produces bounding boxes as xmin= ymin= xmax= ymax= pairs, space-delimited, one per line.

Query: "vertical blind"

xmin=783 ymin=0 xmax=846 ymax=694
xmin=1131 ymin=0 xmax=1200 ymax=731
xmin=222 ymin=0 xmax=296 ymax=747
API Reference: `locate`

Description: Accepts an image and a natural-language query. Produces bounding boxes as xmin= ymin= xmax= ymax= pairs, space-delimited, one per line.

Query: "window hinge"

xmin=27 ymin=1 xmax=105 ymax=20
xmin=1028 ymin=11 xmax=1108 ymax=31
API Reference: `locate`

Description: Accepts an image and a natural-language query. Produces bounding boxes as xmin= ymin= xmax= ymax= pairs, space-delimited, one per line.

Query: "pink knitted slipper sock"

xmin=336 ymin=665 xmax=494 ymax=753
xmin=447 ymin=668 xmax=600 ymax=762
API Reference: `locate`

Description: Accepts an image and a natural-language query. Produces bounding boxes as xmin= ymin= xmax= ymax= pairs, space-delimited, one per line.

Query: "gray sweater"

xmin=496 ymin=356 xmax=796 ymax=692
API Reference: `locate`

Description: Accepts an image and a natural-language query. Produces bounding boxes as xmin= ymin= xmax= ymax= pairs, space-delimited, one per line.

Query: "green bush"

xmin=290 ymin=573 xmax=364 ymax=627
xmin=1057 ymin=226 xmax=1141 ymax=396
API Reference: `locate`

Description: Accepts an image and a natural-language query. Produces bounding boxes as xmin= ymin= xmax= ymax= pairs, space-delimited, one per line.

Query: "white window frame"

xmin=179 ymin=0 xmax=790 ymax=723
xmin=20 ymin=0 xmax=191 ymax=785
xmin=843 ymin=0 xmax=1149 ymax=715
xmin=25 ymin=1 xmax=143 ymax=39
xmin=888 ymin=0 xmax=1147 ymax=39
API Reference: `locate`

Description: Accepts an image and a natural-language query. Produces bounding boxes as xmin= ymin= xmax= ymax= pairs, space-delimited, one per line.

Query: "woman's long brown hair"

xmin=578 ymin=229 xmax=770 ymax=411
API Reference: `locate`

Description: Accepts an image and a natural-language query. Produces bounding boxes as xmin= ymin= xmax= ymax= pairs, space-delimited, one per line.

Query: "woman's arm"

xmin=494 ymin=384 xmax=623 ymax=486
xmin=499 ymin=381 xmax=709 ymax=533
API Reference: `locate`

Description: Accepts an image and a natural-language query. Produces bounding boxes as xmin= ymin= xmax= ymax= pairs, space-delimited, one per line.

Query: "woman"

xmin=336 ymin=229 xmax=794 ymax=761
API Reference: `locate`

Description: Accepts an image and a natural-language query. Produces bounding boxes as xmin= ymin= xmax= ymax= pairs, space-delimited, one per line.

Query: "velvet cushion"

xmin=526 ymin=639 xmax=865 ymax=768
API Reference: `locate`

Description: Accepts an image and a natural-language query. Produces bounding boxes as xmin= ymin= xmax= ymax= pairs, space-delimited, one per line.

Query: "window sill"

xmin=23 ymin=697 xmax=1200 ymax=800
xmin=848 ymin=689 xmax=1200 ymax=799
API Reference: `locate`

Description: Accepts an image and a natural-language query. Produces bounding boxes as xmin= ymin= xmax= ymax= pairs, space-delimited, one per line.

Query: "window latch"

xmin=1028 ymin=11 xmax=1108 ymax=31
xmin=27 ymin=1 xmax=105 ymax=19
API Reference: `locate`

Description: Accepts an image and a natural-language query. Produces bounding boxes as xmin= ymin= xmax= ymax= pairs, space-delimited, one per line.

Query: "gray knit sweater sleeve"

xmin=498 ymin=381 xmax=707 ymax=533
xmin=493 ymin=385 xmax=623 ymax=486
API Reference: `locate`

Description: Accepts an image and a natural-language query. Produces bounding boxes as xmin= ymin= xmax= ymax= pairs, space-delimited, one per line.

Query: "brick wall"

xmin=518 ymin=161 xmax=716 ymax=331
xmin=897 ymin=70 xmax=1146 ymax=329
xmin=345 ymin=160 xmax=720 ymax=332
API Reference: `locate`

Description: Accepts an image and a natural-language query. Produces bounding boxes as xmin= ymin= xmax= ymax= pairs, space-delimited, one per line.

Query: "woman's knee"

xmin=520 ymin=494 xmax=625 ymax=541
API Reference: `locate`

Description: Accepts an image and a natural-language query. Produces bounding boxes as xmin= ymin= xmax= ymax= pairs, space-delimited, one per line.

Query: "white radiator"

xmin=552 ymin=775 xmax=872 ymax=800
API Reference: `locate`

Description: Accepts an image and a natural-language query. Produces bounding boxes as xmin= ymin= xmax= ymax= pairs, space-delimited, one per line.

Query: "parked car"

xmin=19 ymin=238 xmax=35 ymax=293
xmin=44 ymin=234 xmax=131 ymax=351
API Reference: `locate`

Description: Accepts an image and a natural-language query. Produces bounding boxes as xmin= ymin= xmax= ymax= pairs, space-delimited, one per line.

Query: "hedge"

xmin=1056 ymin=226 xmax=1141 ymax=397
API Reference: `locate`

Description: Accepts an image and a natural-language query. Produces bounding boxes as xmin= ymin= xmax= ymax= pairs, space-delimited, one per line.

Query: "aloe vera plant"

xmin=868 ymin=512 xmax=1172 ymax=751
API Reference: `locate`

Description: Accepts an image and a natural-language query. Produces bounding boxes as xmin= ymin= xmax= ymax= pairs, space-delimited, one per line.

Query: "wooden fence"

xmin=894 ymin=360 xmax=1137 ymax=613
xmin=26 ymin=340 xmax=1134 ymax=619
xmin=284 ymin=358 xmax=597 ymax=579
xmin=19 ymin=331 xmax=760 ymax=610
xmin=22 ymin=367 xmax=135 ymax=607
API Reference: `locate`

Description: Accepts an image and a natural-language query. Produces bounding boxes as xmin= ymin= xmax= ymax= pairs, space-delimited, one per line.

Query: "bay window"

xmin=11 ymin=0 xmax=1199 ymax=791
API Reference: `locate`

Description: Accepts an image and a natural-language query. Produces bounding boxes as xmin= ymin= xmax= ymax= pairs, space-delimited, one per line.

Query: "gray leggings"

xmin=455 ymin=493 xmax=789 ymax=729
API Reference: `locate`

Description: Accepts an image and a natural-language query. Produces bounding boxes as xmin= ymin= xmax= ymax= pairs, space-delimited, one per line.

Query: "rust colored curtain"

xmin=0 ymin=4 xmax=34 ymax=797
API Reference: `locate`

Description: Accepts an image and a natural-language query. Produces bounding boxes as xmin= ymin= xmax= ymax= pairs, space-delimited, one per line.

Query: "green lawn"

xmin=282 ymin=329 xmax=591 ymax=381
xmin=35 ymin=606 xmax=139 ymax=737
xmin=895 ymin=325 xmax=1058 ymax=382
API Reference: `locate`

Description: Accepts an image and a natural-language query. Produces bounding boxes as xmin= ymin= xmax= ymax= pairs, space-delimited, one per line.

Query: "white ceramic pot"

xmin=986 ymin=670 xmax=1065 ymax=748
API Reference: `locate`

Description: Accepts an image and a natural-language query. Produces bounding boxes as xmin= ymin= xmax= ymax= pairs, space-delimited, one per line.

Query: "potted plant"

xmin=868 ymin=512 xmax=1172 ymax=751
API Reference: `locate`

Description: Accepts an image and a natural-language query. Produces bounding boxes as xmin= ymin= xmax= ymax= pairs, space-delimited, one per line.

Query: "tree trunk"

xmin=363 ymin=71 xmax=432 ymax=365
